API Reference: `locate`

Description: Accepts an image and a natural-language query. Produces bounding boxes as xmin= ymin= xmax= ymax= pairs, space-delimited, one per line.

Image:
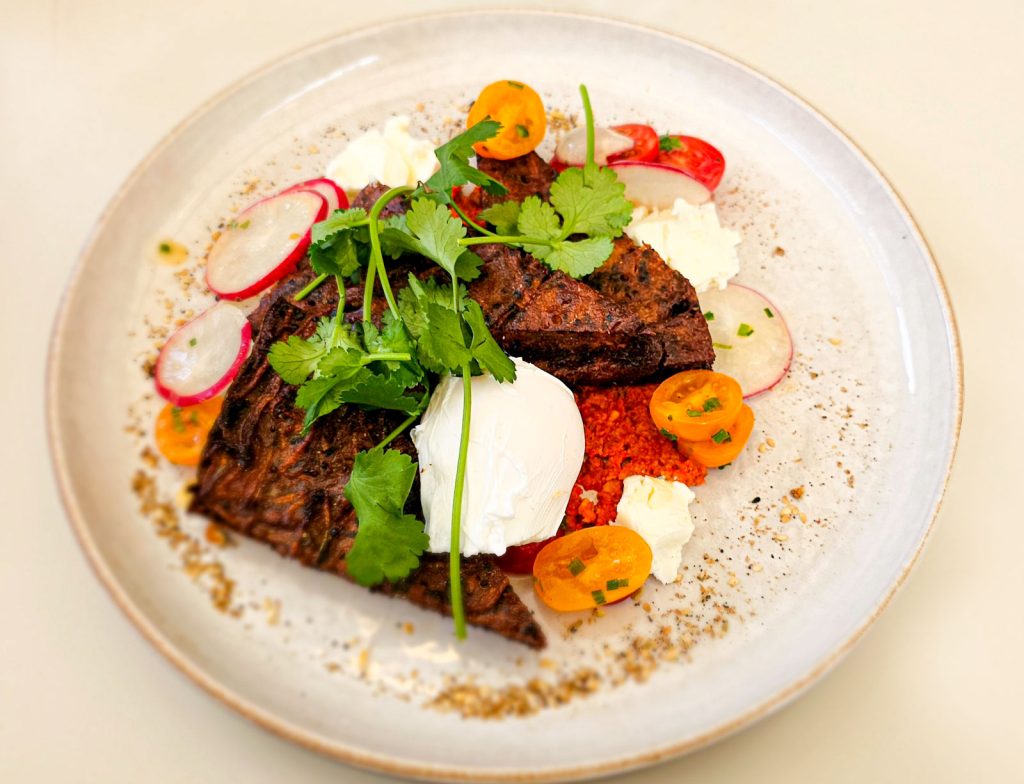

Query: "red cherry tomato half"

xmin=607 ymin=124 xmax=659 ymax=164
xmin=656 ymin=135 xmax=726 ymax=191
xmin=497 ymin=539 xmax=553 ymax=575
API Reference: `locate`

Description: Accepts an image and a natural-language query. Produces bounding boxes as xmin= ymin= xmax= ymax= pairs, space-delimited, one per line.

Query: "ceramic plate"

xmin=47 ymin=11 xmax=961 ymax=782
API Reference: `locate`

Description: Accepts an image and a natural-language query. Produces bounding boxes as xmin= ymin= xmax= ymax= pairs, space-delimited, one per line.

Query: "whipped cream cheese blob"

xmin=325 ymin=115 xmax=436 ymax=191
xmin=411 ymin=358 xmax=585 ymax=556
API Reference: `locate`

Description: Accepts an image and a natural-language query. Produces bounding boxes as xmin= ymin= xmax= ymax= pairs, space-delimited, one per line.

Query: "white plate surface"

xmin=48 ymin=11 xmax=961 ymax=782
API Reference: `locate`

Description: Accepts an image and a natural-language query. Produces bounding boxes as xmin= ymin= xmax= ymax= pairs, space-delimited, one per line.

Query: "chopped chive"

xmin=686 ymin=409 xmax=703 ymax=418
xmin=703 ymin=397 xmax=721 ymax=412
xmin=158 ymin=242 xmax=171 ymax=254
xmin=703 ymin=311 xmax=714 ymax=321
xmin=713 ymin=342 xmax=733 ymax=350
xmin=568 ymin=557 xmax=586 ymax=576
xmin=711 ymin=428 xmax=733 ymax=444
xmin=515 ymin=124 xmax=530 ymax=138
xmin=189 ymin=411 xmax=200 ymax=426
xmin=507 ymin=80 xmax=524 ymax=89
xmin=591 ymin=589 xmax=607 ymax=606
xmin=718 ymin=464 xmax=730 ymax=470
xmin=738 ymin=323 xmax=755 ymax=337
xmin=764 ymin=307 xmax=775 ymax=318
xmin=607 ymin=578 xmax=629 ymax=590
xmin=239 ymin=219 xmax=251 ymax=229
xmin=659 ymin=428 xmax=678 ymax=443
xmin=189 ymin=337 xmax=198 ymax=347
xmin=170 ymin=407 xmax=186 ymax=434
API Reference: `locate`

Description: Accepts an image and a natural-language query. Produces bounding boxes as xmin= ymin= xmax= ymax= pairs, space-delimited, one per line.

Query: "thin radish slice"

xmin=281 ymin=177 xmax=348 ymax=213
xmin=205 ymin=190 xmax=327 ymax=300
xmin=555 ymin=126 xmax=635 ymax=166
xmin=154 ymin=302 xmax=252 ymax=406
xmin=609 ymin=160 xmax=711 ymax=208
xmin=698 ymin=283 xmax=793 ymax=398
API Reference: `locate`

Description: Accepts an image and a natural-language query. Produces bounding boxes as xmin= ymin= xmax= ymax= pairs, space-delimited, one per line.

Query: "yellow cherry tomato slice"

xmin=533 ymin=526 xmax=652 ymax=612
xmin=467 ymin=80 xmax=546 ymax=160
xmin=680 ymin=404 xmax=755 ymax=468
xmin=154 ymin=396 xmax=223 ymax=466
xmin=649 ymin=370 xmax=743 ymax=442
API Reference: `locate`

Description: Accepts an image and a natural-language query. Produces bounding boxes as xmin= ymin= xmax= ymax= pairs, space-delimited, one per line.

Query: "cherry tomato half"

xmin=656 ymin=135 xmax=726 ymax=191
xmin=607 ymin=124 xmax=659 ymax=164
xmin=467 ymin=80 xmax=546 ymax=160
xmin=533 ymin=526 xmax=651 ymax=612
xmin=650 ymin=370 xmax=743 ymax=442
xmin=680 ymin=404 xmax=755 ymax=468
xmin=154 ymin=396 xmax=223 ymax=466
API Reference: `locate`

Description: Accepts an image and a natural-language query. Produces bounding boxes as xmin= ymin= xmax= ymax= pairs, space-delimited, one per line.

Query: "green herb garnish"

xmin=606 ymin=578 xmax=629 ymax=591
xmin=591 ymin=589 xmax=607 ymax=606
xmin=659 ymin=134 xmax=682 ymax=152
xmin=568 ymin=557 xmax=586 ymax=576
xmin=713 ymin=342 xmax=733 ymax=350
xmin=659 ymin=428 xmax=678 ymax=443
xmin=703 ymin=311 xmax=714 ymax=321
xmin=764 ymin=307 xmax=774 ymax=318
xmin=169 ymin=406 xmax=186 ymax=434
xmin=188 ymin=337 xmax=197 ymax=348
xmin=515 ymin=124 xmax=530 ymax=138
xmin=711 ymin=429 xmax=733 ymax=444
xmin=703 ymin=397 xmax=721 ymax=412
xmin=686 ymin=409 xmax=703 ymax=418
xmin=158 ymin=242 xmax=171 ymax=254
xmin=738 ymin=323 xmax=755 ymax=337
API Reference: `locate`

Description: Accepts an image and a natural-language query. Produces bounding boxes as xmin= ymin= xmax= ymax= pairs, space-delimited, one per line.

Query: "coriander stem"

xmin=366 ymin=185 xmax=415 ymax=324
xmin=449 ymin=363 xmax=472 ymax=641
xmin=460 ymin=234 xmax=552 ymax=247
xmin=331 ymin=275 xmax=346 ymax=345
xmin=580 ymin=84 xmax=595 ymax=168
xmin=373 ymin=409 xmax=421 ymax=453
xmin=451 ymin=200 xmax=497 ymax=237
xmin=295 ymin=273 xmax=328 ymax=302
xmin=362 ymin=351 xmax=411 ymax=363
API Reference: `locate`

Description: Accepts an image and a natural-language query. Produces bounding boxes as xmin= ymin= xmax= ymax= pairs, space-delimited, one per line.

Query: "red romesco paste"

xmin=564 ymin=384 xmax=707 ymax=530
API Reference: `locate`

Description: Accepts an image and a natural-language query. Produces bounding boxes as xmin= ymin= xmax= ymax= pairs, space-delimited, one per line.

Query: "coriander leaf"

xmin=463 ymin=299 xmax=516 ymax=382
xmin=316 ymin=346 xmax=369 ymax=379
xmin=549 ymin=162 xmax=632 ymax=238
xmin=453 ymin=249 xmax=483 ymax=282
xmin=416 ymin=301 xmax=472 ymax=373
xmin=535 ymin=236 xmax=614 ymax=278
xmin=363 ymin=312 xmax=422 ymax=388
xmin=341 ymin=373 xmax=424 ymax=414
xmin=659 ymin=134 xmax=682 ymax=152
xmin=294 ymin=374 xmax=352 ymax=428
xmin=403 ymin=198 xmax=468 ymax=278
xmin=311 ymin=207 xmax=369 ymax=244
xmin=516 ymin=195 xmax=560 ymax=240
xmin=477 ymin=200 xmax=521 ymax=235
xmin=398 ymin=275 xmax=463 ymax=341
xmin=421 ymin=120 xmax=508 ymax=203
xmin=344 ymin=449 xmax=428 ymax=586
xmin=267 ymin=335 xmax=326 ymax=385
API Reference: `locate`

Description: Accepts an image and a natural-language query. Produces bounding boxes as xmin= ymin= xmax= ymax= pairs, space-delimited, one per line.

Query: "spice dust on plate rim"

xmin=46 ymin=10 xmax=963 ymax=782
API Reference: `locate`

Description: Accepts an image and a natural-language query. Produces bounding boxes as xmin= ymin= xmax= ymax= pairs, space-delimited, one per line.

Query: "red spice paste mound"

xmin=564 ymin=384 xmax=707 ymax=530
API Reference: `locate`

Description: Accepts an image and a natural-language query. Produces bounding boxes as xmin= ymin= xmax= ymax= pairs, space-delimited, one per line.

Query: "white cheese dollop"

xmin=625 ymin=198 xmax=741 ymax=293
xmin=411 ymin=358 xmax=585 ymax=556
xmin=325 ymin=115 xmax=437 ymax=191
xmin=613 ymin=476 xmax=696 ymax=584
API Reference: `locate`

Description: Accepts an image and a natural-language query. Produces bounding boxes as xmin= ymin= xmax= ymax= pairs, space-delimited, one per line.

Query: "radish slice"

xmin=555 ymin=126 xmax=635 ymax=166
xmin=154 ymin=302 xmax=252 ymax=406
xmin=281 ymin=177 xmax=348 ymax=213
xmin=205 ymin=190 xmax=327 ymax=300
xmin=609 ymin=160 xmax=711 ymax=208
xmin=697 ymin=284 xmax=793 ymax=398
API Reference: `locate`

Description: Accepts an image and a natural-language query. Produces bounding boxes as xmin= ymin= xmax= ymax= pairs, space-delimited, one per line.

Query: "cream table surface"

xmin=3 ymin=1 xmax=1021 ymax=781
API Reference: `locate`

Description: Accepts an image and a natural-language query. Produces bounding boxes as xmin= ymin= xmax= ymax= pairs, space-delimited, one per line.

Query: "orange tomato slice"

xmin=533 ymin=526 xmax=652 ymax=612
xmin=154 ymin=396 xmax=223 ymax=466
xmin=467 ymin=80 xmax=546 ymax=160
xmin=650 ymin=370 xmax=743 ymax=442
xmin=680 ymin=404 xmax=755 ymax=468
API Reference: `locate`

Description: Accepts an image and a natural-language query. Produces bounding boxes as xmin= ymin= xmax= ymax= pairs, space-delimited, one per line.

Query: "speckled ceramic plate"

xmin=47 ymin=11 xmax=961 ymax=783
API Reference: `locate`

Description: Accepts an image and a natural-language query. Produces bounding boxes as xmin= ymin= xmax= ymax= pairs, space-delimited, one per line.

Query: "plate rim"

xmin=46 ymin=9 xmax=964 ymax=782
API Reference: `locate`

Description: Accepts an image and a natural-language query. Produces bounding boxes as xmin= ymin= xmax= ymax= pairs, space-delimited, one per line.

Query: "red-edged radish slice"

xmin=656 ymin=135 xmax=726 ymax=192
xmin=698 ymin=283 xmax=793 ymax=398
xmin=205 ymin=190 xmax=327 ymax=300
xmin=609 ymin=160 xmax=711 ymax=208
xmin=554 ymin=126 xmax=635 ymax=167
xmin=281 ymin=177 xmax=348 ymax=213
xmin=154 ymin=302 xmax=252 ymax=406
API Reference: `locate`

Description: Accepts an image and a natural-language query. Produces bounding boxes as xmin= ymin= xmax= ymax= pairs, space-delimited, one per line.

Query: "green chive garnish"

xmin=703 ymin=397 xmax=721 ymax=412
xmin=515 ymin=124 xmax=529 ymax=138
xmin=686 ymin=409 xmax=703 ymax=418
xmin=738 ymin=323 xmax=755 ymax=337
xmin=568 ymin=557 xmax=586 ymax=576
xmin=507 ymin=80 xmax=524 ymax=89
xmin=607 ymin=578 xmax=629 ymax=591
xmin=591 ymin=590 xmax=607 ymax=606
xmin=158 ymin=242 xmax=171 ymax=254
xmin=703 ymin=311 xmax=715 ymax=321
xmin=764 ymin=307 xmax=774 ymax=318
xmin=659 ymin=428 xmax=678 ymax=443
xmin=713 ymin=342 xmax=733 ymax=350
xmin=189 ymin=337 xmax=198 ymax=347
xmin=711 ymin=429 xmax=732 ymax=444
